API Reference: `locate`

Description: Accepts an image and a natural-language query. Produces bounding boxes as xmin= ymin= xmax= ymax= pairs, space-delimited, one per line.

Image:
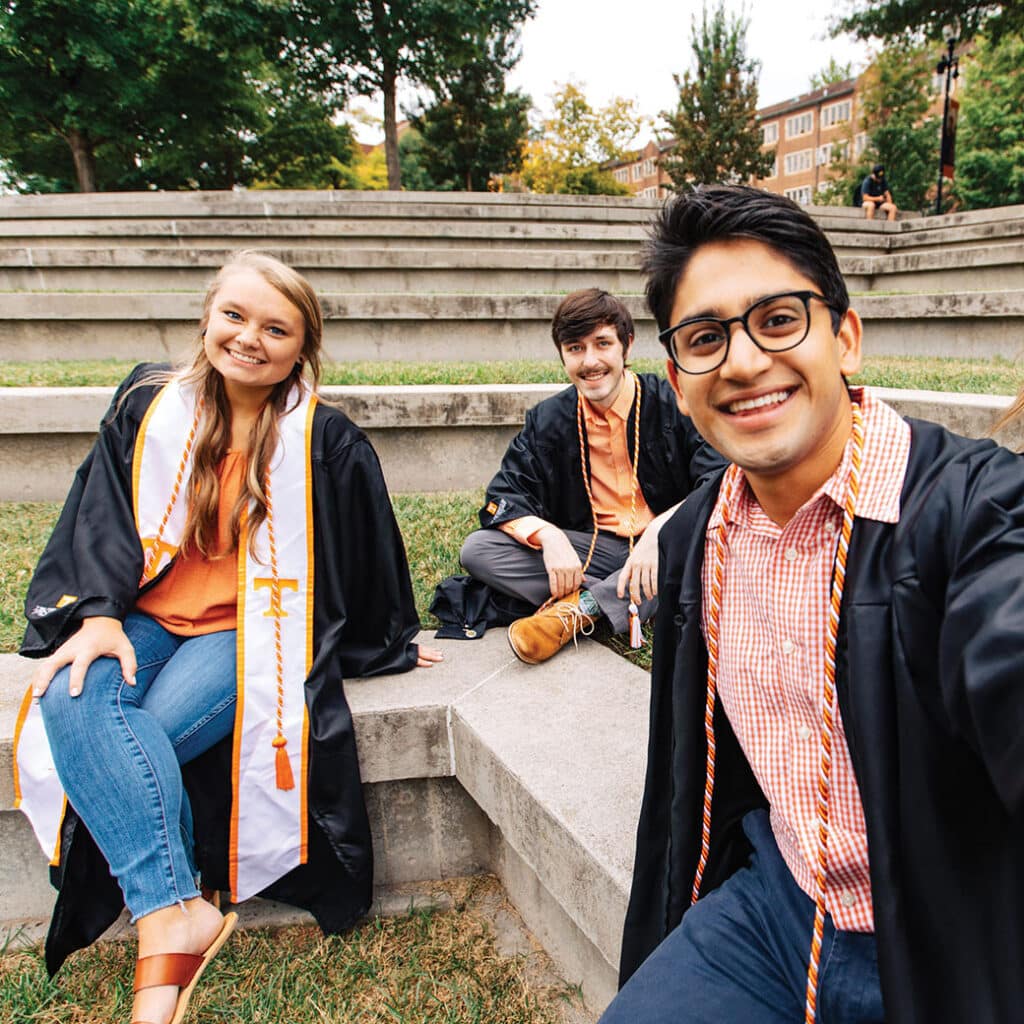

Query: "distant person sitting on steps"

xmin=861 ymin=163 xmax=897 ymax=221
xmin=459 ymin=288 xmax=723 ymax=664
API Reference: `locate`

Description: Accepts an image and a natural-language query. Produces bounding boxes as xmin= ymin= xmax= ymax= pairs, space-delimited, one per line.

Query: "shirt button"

xmin=823 ymin=520 xmax=837 ymax=534
xmin=797 ymin=724 xmax=812 ymax=740
xmin=840 ymin=891 xmax=857 ymax=907
xmin=781 ymin=639 xmax=796 ymax=655
xmin=784 ymin=546 xmax=799 ymax=561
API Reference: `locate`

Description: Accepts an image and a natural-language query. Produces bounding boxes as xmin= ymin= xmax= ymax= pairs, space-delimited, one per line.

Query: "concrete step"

xmin=0 ymin=245 xmax=645 ymax=294
xmin=4 ymin=241 xmax=1023 ymax=295
xmin=1 ymin=289 xmax=1022 ymax=363
xmin=0 ymin=384 xmax=1018 ymax=503
xmin=1 ymin=628 xmax=646 ymax=1013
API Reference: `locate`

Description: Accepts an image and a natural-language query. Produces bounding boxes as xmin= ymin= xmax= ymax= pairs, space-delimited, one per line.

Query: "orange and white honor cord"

xmin=263 ymin=471 xmax=295 ymax=792
xmin=576 ymin=371 xmax=645 ymax=648
xmin=691 ymin=403 xmax=865 ymax=1024
xmin=141 ymin=400 xmax=203 ymax=583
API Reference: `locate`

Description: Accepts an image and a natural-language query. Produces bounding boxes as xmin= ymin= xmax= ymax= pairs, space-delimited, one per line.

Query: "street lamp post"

xmin=935 ymin=25 xmax=959 ymax=216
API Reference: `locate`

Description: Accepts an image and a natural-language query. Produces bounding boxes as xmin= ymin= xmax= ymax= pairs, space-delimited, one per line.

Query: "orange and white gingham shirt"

xmin=702 ymin=387 xmax=911 ymax=932
xmin=502 ymin=372 xmax=654 ymax=547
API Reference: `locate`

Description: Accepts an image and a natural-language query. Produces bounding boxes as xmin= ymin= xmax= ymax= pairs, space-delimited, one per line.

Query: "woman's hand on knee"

xmin=32 ymin=616 xmax=137 ymax=699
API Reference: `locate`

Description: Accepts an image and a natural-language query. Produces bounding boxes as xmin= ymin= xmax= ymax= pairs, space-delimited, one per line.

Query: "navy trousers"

xmin=601 ymin=811 xmax=885 ymax=1023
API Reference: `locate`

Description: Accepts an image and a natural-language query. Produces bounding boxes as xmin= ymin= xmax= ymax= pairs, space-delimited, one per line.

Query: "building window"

xmin=785 ymin=111 xmax=814 ymax=137
xmin=631 ymin=164 xmax=642 ymax=181
xmin=641 ymin=158 xmax=656 ymax=176
xmin=821 ymin=100 xmax=851 ymax=128
xmin=614 ymin=168 xmax=629 ymax=184
xmin=640 ymin=186 xmax=659 ymax=198
xmin=761 ymin=121 xmax=778 ymax=145
xmin=784 ymin=185 xmax=813 ymax=205
xmin=763 ymin=156 xmax=778 ymax=179
xmin=783 ymin=148 xmax=813 ymax=175
xmin=854 ymin=132 xmax=867 ymax=157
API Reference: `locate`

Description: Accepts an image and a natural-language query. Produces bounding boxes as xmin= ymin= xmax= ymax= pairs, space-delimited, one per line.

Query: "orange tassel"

xmin=272 ymin=736 xmax=295 ymax=791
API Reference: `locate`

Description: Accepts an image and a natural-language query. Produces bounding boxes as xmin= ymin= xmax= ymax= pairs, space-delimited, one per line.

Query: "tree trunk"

xmin=382 ymin=67 xmax=401 ymax=190
xmin=371 ymin=0 xmax=401 ymax=190
xmin=67 ymin=128 xmax=97 ymax=193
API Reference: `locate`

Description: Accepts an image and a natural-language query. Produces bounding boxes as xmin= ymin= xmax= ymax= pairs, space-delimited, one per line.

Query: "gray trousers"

xmin=460 ymin=528 xmax=657 ymax=635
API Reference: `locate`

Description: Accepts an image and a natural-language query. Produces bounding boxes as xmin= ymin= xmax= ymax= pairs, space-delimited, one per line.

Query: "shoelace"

xmin=552 ymin=601 xmax=596 ymax=650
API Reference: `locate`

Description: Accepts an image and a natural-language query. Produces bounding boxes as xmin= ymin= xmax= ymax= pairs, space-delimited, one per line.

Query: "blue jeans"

xmin=602 ymin=810 xmax=885 ymax=1023
xmin=38 ymin=613 xmax=237 ymax=920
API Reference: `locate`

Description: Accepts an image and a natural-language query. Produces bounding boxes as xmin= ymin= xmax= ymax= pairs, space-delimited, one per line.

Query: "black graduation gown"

xmin=477 ymin=374 xmax=724 ymax=531
xmin=621 ymin=418 xmax=1024 ymax=1024
xmin=20 ymin=367 xmax=421 ymax=974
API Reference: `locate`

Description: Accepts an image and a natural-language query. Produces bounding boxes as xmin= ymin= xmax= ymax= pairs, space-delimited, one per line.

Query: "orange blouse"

xmin=135 ymin=450 xmax=246 ymax=636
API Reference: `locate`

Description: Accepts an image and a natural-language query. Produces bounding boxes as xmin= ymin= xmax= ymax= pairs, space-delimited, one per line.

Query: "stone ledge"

xmin=0 ymin=386 xmax=1019 ymax=502
xmin=0 ymin=629 xmax=647 ymax=1012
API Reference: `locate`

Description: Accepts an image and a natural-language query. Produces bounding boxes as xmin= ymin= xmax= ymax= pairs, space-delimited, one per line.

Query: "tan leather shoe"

xmin=507 ymin=591 xmax=596 ymax=664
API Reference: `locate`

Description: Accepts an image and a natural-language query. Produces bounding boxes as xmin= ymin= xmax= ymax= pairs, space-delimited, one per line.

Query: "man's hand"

xmin=616 ymin=525 xmax=661 ymax=604
xmin=536 ymin=525 xmax=584 ymax=599
xmin=31 ymin=616 xmax=137 ymax=699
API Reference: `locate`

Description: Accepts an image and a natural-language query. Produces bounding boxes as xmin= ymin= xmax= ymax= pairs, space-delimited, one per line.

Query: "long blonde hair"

xmin=991 ymin=387 xmax=1024 ymax=446
xmin=176 ymin=251 xmax=324 ymax=559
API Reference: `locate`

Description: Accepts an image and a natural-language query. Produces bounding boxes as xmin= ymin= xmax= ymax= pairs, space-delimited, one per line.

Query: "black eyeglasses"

xmin=659 ymin=291 xmax=836 ymax=375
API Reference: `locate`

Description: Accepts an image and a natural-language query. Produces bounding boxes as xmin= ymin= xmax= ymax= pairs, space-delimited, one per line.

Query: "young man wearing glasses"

xmin=603 ymin=185 xmax=1024 ymax=1023
xmin=459 ymin=287 xmax=722 ymax=664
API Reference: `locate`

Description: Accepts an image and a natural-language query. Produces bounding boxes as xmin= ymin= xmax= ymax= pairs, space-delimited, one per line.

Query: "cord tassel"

xmin=628 ymin=603 xmax=642 ymax=648
xmin=272 ymin=735 xmax=295 ymax=791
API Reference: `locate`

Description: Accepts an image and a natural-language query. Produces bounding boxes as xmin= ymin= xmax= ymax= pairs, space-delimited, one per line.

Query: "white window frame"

xmin=761 ymin=121 xmax=778 ymax=146
xmin=785 ymin=111 xmax=814 ymax=137
xmin=784 ymin=185 xmax=813 ymax=205
xmin=821 ymin=100 xmax=851 ymax=128
xmin=784 ymin=148 xmax=813 ymax=175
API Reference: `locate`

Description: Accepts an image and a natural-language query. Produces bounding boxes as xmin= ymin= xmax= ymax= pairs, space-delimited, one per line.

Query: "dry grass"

xmin=0 ymin=879 xmax=584 ymax=1023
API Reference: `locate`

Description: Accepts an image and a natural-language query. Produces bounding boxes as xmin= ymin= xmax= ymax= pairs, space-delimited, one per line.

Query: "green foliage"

xmin=810 ymin=57 xmax=854 ymax=90
xmin=950 ymin=31 xmax=1024 ymax=210
xmin=286 ymin=0 xmax=535 ymax=189
xmin=660 ymin=2 xmax=774 ymax=191
xmin=406 ymin=29 xmax=530 ymax=191
xmin=816 ymin=43 xmax=938 ymax=213
xmin=521 ymin=81 xmax=643 ymax=195
xmin=831 ymin=0 xmax=1022 ymax=44
xmin=0 ymin=0 xmax=361 ymax=192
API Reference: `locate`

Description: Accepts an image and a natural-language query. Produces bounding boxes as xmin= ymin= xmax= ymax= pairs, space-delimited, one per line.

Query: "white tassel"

xmin=629 ymin=603 xmax=643 ymax=649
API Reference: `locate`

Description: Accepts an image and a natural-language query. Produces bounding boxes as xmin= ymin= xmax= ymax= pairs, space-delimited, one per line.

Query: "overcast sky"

xmin=351 ymin=1 xmax=874 ymax=144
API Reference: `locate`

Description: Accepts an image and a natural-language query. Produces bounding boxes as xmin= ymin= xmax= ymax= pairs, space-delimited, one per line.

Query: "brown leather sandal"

xmin=132 ymin=911 xmax=237 ymax=1024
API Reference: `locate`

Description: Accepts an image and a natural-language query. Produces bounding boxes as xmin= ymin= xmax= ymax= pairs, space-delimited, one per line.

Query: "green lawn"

xmin=1 ymin=355 xmax=1022 ymax=395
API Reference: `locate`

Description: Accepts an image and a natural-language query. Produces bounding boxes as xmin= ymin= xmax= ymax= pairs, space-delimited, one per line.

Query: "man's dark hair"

xmin=643 ymin=185 xmax=849 ymax=335
xmin=551 ymin=288 xmax=634 ymax=355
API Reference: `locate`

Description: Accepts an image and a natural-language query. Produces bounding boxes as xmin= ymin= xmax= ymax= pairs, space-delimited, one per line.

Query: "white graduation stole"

xmin=14 ymin=376 xmax=317 ymax=903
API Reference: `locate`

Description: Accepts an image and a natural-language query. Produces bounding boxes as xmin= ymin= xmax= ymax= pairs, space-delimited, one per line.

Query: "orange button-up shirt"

xmin=702 ymin=388 xmax=911 ymax=932
xmin=135 ymin=450 xmax=245 ymax=636
xmin=502 ymin=372 xmax=655 ymax=548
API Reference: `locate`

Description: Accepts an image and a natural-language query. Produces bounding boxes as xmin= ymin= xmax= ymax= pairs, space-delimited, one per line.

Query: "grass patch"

xmin=0 ymin=495 xmax=482 ymax=655
xmin=1 ymin=355 xmax=1021 ymax=394
xmin=0 ymin=881 xmax=582 ymax=1023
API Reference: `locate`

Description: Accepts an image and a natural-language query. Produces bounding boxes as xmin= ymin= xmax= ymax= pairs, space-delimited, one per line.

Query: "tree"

xmin=815 ymin=43 xmax=938 ymax=213
xmin=660 ymin=3 xmax=774 ymax=192
xmin=831 ymin=0 xmax=1023 ymax=44
xmin=406 ymin=28 xmax=530 ymax=191
xmin=951 ymin=31 xmax=1024 ymax=210
xmin=285 ymin=0 xmax=535 ymax=190
xmin=521 ymin=81 xmax=644 ymax=195
xmin=810 ymin=57 xmax=854 ymax=90
xmin=0 ymin=0 xmax=344 ymax=192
